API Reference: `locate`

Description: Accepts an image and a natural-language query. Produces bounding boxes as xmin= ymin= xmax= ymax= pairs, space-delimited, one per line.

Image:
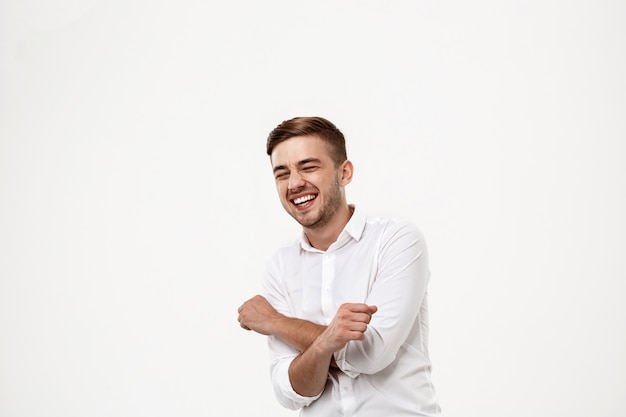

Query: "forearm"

xmin=272 ymin=316 xmax=324 ymax=352
xmin=273 ymin=316 xmax=339 ymax=368
xmin=287 ymin=302 xmax=376 ymax=395
xmin=268 ymin=303 xmax=376 ymax=403
xmin=288 ymin=339 xmax=334 ymax=397
xmin=239 ymin=295 xmax=338 ymax=368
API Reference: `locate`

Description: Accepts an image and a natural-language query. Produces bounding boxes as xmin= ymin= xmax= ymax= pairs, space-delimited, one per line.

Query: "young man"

xmin=238 ymin=117 xmax=441 ymax=416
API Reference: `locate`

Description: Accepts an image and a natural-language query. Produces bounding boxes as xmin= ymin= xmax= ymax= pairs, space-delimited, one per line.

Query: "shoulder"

xmin=364 ymin=215 xmax=426 ymax=243
xmin=361 ymin=215 xmax=428 ymax=261
xmin=265 ymin=237 xmax=301 ymax=267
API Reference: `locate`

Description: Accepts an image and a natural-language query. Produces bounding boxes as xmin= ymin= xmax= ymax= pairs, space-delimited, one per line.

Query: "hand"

xmin=316 ymin=303 xmax=378 ymax=354
xmin=238 ymin=295 xmax=283 ymax=336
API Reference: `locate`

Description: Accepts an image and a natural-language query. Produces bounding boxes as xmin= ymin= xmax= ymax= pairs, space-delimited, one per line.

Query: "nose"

xmin=287 ymin=170 xmax=305 ymax=191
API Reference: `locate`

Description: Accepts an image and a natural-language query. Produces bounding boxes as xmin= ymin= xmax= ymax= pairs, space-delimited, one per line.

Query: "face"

xmin=270 ymin=135 xmax=351 ymax=230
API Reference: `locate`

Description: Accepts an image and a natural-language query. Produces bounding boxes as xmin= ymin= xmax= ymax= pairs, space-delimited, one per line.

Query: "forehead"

xmin=270 ymin=135 xmax=332 ymax=167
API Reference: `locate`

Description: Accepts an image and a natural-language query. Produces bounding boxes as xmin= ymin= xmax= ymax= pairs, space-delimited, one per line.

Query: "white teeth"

xmin=293 ymin=195 xmax=315 ymax=205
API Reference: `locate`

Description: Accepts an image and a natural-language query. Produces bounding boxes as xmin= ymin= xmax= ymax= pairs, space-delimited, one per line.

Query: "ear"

xmin=340 ymin=160 xmax=354 ymax=186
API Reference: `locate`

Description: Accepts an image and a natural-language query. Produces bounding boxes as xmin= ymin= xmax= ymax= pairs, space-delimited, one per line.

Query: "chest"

xmin=281 ymin=244 xmax=380 ymax=324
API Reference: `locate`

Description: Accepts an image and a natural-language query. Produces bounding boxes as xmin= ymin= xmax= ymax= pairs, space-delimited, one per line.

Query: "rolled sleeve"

xmin=268 ymin=336 xmax=323 ymax=409
xmin=262 ymin=254 xmax=323 ymax=409
xmin=334 ymin=221 xmax=429 ymax=376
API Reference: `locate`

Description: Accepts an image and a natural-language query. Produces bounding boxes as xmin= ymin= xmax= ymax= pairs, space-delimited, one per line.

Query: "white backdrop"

xmin=1 ymin=1 xmax=625 ymax=416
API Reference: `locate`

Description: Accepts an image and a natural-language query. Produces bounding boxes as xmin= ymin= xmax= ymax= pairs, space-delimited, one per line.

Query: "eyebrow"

xmin=272 ymin=158 xmax=322 ymax=174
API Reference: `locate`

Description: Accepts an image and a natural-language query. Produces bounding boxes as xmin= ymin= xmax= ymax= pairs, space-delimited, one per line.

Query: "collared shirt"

xmin=262 ymin=205 xmax=441 ymax=416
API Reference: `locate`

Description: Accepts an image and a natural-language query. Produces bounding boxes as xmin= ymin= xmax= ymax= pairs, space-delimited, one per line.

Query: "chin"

xmin=292 ymin=212 xmax=319 ymax=228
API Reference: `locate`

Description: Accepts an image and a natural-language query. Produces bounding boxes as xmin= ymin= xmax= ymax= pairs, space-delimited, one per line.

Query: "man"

xmin=238 ymin=117 xmax=441 ymax=416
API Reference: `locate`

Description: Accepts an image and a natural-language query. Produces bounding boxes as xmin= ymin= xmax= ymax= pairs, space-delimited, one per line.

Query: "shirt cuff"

xmin=333 ymin=346 xmax=360 ymax=379
xmin=274 ymin=359 xmax=323 ymax=408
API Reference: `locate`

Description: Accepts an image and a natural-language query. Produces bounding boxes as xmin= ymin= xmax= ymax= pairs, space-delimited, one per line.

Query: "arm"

xmin=238 ymin=295 xmax=370 ymax=368
xmin=238 ymin=295 xmax=377 ymax=396
xmin=286 ymin=303 xmax=377 ymax=396
xmin=334 ymin=221 xmax=430 ymax=376
xmin=238 ymin=295 xmax=325 ymax=352
xmin=238 ymin=258 xmax=331 ymax=410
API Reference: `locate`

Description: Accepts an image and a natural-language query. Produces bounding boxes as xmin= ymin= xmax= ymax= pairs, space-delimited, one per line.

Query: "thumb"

xmin=368 ymin=305 xmax=378 ymax=315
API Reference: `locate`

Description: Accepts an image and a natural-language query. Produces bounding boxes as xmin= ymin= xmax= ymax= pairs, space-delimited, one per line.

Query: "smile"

xmin=292 ymin=194 xmax=316 ymax=206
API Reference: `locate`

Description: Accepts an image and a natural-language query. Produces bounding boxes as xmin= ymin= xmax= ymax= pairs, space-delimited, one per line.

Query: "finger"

xmin=346 ymin=329 xmax=367 ymax=340
xmin=350 ymin=322 xmax=368 ymax=333
xmin=350 ymin=312 xmax=373 ymax=324
xmin=343 ymin=303 xmax=374 ymax=313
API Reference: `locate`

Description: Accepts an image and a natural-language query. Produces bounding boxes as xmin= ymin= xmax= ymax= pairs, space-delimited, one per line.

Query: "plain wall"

xmin=1 ymin=1 xmax=625 ymax=416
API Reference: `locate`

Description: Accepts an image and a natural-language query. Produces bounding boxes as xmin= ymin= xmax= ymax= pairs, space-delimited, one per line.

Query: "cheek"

xmin=275 ymin=182 xmax=287 ymax=196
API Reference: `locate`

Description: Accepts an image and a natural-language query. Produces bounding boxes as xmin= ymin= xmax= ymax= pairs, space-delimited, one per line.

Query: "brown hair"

xmin=266 ymin=117 xmax=347 ymax=166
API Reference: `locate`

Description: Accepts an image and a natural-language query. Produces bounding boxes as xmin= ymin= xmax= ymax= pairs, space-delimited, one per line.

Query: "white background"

xmin=1 ymin=1 xmax=625 ymax=416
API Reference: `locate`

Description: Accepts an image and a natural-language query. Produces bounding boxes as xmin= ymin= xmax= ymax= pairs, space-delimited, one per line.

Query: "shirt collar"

xmin=299 ymin=204 xmax=366 ymax=252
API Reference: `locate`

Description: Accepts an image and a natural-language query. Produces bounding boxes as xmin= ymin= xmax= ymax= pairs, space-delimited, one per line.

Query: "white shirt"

xmin=262 ymin=205 xmax=441 ymax=416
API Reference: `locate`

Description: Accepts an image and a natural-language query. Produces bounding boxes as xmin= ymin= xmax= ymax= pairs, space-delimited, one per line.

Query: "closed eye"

xmin=296 ymin=158 xmax=322 ymax=172
xmin=274 ymin=170 xmax=289 ymax=180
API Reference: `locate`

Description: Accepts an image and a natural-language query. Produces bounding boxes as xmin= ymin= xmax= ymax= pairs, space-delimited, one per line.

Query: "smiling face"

xmin=271 ymin=135 xmax=353 ymax=233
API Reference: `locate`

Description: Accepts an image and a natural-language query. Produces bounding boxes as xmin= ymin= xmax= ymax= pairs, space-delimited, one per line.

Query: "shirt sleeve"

xmin=262 ymin=253 xmax=323 ymax=410
xmin=333 ymin=220 xmax=430 ymax=377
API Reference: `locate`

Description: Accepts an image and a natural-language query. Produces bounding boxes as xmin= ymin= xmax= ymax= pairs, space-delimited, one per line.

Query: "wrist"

xmin=307 ymin=340 xmax=334 ymax=368
xmin=311 ymin=331 xmax=337 ymax=358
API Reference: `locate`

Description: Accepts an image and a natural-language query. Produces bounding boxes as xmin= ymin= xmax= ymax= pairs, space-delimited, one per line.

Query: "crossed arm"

xmin=237 ymin=295 xmax=377 ymax=397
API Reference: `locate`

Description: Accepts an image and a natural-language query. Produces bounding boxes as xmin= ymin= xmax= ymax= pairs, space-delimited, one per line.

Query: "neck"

xmin=303 ymin=204 xmax=353 ymax=251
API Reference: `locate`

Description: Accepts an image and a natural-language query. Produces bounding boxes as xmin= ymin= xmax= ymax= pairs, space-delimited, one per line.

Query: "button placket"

xmin=338 ymin=372 xmax=356 ymax=416
xmin=320 ymin=252 xmax=335 ymax=322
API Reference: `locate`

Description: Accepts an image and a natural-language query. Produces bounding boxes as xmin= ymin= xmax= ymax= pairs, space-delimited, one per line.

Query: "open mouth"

xmin=292 ymin=194 xmax=317 ymax=206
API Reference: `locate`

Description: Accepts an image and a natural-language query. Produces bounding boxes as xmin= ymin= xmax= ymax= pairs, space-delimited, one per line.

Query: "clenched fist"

xmin=316 ymin=303 xmax=378 ymax=354
xmin=237 ymin=295 xmax=282 ymax=335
